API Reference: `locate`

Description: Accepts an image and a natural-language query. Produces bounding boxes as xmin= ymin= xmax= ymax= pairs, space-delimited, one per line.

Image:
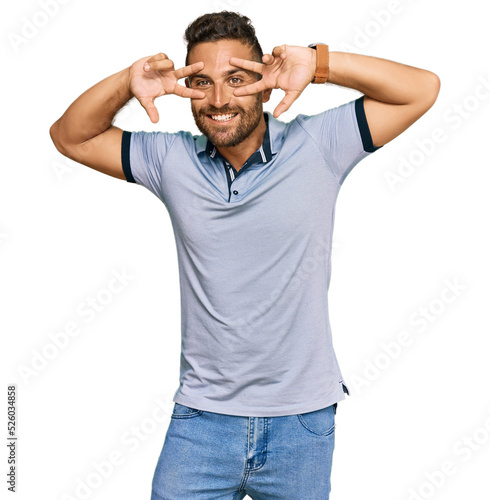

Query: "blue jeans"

xmin=151 ymin=401 xmax=337 ymax=499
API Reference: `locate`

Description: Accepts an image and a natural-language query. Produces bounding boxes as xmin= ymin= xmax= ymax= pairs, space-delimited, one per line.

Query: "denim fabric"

xmin=151 ymin=402 xmax=337 ymax=499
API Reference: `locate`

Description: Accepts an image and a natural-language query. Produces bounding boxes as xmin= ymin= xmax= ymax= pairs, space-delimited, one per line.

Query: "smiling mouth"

xmin=206 ymin=113 xmax=238 ymax=123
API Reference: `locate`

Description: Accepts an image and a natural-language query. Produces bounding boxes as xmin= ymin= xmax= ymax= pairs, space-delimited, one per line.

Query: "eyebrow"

xmin=189 ymin=68 xmax=255 ymax=81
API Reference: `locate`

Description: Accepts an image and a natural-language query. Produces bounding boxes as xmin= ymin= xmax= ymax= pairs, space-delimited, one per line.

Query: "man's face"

xmin=186 ymin=39 xmax=270 ymax=148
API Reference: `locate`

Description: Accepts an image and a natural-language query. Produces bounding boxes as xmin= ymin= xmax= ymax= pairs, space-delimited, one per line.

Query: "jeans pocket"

xmin=297 ymin=404 xmax=336 ymax=437
xmin=170 ymin=402 xmax=203 ymax=419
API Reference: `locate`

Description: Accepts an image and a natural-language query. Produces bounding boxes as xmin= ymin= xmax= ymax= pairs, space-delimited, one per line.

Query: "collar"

xmin=195 ymin=112 xmax=281 ymax=162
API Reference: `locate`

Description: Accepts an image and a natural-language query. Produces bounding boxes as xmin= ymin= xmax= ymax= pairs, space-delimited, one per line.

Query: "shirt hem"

xmin=173 ymin=390 xmax=347 ymax=417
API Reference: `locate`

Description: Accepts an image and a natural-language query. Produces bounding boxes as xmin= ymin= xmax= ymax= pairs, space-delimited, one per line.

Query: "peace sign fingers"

xmin=229 ymin=56 xmax=265 ymax=76
xmin=171 ymin=61 xmax=206 ymax=99
xmin=229 ymin=56 xmax=272 ymax=97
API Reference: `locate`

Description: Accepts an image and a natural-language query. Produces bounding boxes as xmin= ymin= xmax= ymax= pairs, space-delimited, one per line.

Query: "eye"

xmin=229 ymin=77 xmax=243 ymax=85
xmin=194 ymin=80 xmax=211 ymax=87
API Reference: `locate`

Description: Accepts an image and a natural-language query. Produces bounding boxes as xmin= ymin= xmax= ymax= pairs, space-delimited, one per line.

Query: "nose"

xmin=209 ymin=82 xmax=231 ymax=109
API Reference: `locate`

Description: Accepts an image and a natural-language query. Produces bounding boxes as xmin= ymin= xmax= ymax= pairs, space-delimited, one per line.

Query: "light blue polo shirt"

xmin=121 ymin=96 xmax=381 ymax=417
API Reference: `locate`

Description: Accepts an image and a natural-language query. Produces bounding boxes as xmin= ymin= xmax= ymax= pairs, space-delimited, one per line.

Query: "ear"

xmin=262 ymin=88 xmax=272 ymax=103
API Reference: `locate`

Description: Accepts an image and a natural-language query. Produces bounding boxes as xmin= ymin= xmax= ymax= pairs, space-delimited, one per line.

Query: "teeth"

xmin=210 ymin=113 xmax=237 ymax=122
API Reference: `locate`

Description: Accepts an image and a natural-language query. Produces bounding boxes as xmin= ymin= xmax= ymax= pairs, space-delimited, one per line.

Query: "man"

xmin=49 ymin=11 xmax=440 ymax=500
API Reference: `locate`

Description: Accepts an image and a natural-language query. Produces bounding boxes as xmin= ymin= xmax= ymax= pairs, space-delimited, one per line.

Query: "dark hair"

xmin=184 ymin=11 xmax=263 ymax=66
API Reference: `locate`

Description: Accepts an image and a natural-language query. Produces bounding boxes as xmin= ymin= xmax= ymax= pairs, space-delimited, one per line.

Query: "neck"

xmin=216 ymin=115 xmax=267 ymax=171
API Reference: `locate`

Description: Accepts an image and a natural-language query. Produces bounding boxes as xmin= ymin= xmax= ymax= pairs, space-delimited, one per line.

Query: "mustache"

xmin=199 ymin=106 xmax=242 ymax=115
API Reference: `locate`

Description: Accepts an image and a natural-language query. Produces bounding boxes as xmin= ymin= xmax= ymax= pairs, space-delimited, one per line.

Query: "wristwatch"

xmin=308 ymin=43 xmax=329 ymax=84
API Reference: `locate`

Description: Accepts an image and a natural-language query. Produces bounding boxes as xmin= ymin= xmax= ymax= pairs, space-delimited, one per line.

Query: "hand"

xmin=128 ymin=53 xmax=205 ymax=123
xmin=230 ymin=45 xmax=316 ymax=118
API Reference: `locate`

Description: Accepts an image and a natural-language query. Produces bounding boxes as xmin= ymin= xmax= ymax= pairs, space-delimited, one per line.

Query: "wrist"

xmin=308 ymin=47 xmax=317 ymax=82
xmin=324 ymin=52 xmax=349 ymax=87
xmin=122 ymin=67 xmax=134 ymax=99
xmin=308 ymin=43 xmax=329 ymax=84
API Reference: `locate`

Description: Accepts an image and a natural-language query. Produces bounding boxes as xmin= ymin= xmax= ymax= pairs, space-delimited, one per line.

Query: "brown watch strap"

xmin=312 ymin=44 xmax=329 ymax=84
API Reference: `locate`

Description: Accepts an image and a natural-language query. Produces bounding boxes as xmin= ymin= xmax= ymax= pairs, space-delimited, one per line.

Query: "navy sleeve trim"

xmin=354 ymin=96 xmax=382 ymax=153
xmin=121 ymin=131 xmax=135 ymax=183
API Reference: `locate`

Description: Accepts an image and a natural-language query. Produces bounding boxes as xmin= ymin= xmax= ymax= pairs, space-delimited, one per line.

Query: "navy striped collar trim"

xmin=198 ymin=113 xmax=274 ymax=163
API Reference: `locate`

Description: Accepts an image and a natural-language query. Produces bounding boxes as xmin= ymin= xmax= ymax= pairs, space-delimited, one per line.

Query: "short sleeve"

xmin=121 ymin=130 xmax=179 ymax=202
xmin=296 ymin=96 xmax=382 ymax=185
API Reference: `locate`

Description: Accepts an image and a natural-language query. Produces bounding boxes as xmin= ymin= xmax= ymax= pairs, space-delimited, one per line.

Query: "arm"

xmin=230 ymin=45 xmax=440 ymax=148
xmin=49 ymin=68 xmax=131 ymax=180
xmin=327 ymin=51 xmax=440 ymax=148
xmin=49 ymin=54 xmax=205 ymax=180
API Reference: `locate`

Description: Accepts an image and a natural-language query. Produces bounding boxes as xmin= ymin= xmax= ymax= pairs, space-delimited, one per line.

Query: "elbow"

xmin=49 ymin=120 xmax=66 ymax=155
xmin=422 ymin=71 xmax=441 ymax=110
xmin=49 ymin=120 xmax=58 ymax=143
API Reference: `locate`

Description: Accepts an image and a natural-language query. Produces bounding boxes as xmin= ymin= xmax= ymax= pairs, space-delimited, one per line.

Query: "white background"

xmin=2 ymin=0 xmax=489 ymax=499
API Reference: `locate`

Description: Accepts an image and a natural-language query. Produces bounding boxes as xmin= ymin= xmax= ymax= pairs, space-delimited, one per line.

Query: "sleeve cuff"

xmin=355 ymin=96 xmax=382 ymax=153
xmin=121 ymin=131 xmax=136 ymax=183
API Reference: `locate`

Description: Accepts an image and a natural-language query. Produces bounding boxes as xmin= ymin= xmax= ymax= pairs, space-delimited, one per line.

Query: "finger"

xmin=138 ymin=96 xmax=160 ymax=123
xmin=271 ymin=45 xmax=287 ymax=60
xmin=273 ymin=90 xmax=300 ymax=118
xmin=145 ymin=52 xmax=169 ymax=63
xmin=233 ymin=79 xmax=268 ymax=97
xmin=144 ymin=52 xmax=170 ymax=70
xmin=229 ymin=57 xmax=264 ymax=75
xmin=172 ymin=82 xmax=205 ymax=99
xmin=145 ymin=58 xmax=174 ymax=72
xmin=173 ymin=61 xmax=205 ymax=80
xmin=262 ymin=53 xmax=275 ymax=65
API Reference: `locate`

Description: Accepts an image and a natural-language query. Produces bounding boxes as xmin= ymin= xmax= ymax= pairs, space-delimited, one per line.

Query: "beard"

xmin=191 ymin=95 xmax=263 ymax=148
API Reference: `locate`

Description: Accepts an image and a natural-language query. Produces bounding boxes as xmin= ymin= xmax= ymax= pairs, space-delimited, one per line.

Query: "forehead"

xmin=187 ymin=39 xmax=255 ymax=74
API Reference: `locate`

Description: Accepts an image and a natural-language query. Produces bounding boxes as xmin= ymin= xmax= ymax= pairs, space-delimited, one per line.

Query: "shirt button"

xmin=233 ymin=190 xmax=238 ymax=195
